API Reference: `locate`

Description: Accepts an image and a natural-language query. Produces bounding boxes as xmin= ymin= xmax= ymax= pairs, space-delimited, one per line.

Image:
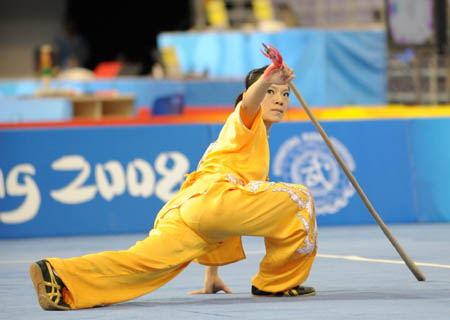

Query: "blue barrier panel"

xmin=0 ymin=98 xmax=72 ymax=123
xmin=0 ymin=125 xmax=212 ymax=238
xmin=268 ymin=120 xmax=417 ymax=226
xmin=2 ymin=117 xmax=443 ymax=239
xmin=408 ymin=118 xmax=450 ymax=222
xmin=0 ymin=78 xmax=40 ymax=97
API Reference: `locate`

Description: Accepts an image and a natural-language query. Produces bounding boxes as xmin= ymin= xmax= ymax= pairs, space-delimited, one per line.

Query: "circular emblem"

xmin=273 ymin=132 xmax=356 ymax=215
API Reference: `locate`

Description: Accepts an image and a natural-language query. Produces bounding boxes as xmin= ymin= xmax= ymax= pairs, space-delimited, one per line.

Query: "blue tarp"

xmin=158 ymin=29 xmax=387 ymax=106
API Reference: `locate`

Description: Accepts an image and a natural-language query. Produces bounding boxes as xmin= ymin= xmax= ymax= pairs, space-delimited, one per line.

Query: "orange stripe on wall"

xmin=2 ymin=105 xmax=450 ymax=130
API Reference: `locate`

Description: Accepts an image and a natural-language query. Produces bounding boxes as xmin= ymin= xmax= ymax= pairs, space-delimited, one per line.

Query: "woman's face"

xmin=261 ymin=83 xmax=290 ymax=126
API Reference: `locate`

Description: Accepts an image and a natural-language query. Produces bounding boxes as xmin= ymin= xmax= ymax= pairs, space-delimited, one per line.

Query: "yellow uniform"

xmin=47 ymin=104 xmax=317 ymax=309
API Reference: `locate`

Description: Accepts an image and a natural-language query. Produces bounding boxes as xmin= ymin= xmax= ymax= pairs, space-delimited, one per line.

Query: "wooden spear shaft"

xmin=288 ymin=82 xmax=426 ymax=281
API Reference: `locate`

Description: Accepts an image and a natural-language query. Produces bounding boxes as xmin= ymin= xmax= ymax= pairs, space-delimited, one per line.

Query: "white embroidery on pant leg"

xmin=279 ymin=182 xmax=314 ymax=220
xmin=272 ymin=187 xmax=306 ymax=211
xmin=297 ymin=237 xmax=315 ymax=254
xmin=246 ymin=181 xmax=275 ymax=193
xmin=300 ymin=187 xmax=314 ymax=220
xmin=247 ymin=181 xmax=263 ymax=193
xmin=296 ymin=215 xmax=315 ymax=254
xmin=225 ymin=174 xmax=238 ymax=185
xmin=298 ymin=214 xmax=310 ymax=233
xmin=271 ymin=184 xmax=316 ymax=254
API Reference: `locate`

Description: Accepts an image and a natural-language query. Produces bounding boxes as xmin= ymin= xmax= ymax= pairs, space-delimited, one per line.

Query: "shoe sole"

xmin=252 ymin=291 xmax=316 ymax=297
xmin=29 ymin=263 xmax=70 ymax=311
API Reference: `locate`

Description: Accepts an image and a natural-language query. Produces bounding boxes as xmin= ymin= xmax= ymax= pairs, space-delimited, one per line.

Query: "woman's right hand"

xmin=263 ymin=62 xmax=295 ymax=85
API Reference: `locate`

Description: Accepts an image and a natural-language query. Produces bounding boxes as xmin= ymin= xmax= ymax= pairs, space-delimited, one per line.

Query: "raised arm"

xmin=239 ymin=62 xmax=294 ymax=129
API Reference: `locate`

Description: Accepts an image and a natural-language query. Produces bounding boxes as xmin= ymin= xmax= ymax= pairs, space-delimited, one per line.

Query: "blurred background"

xmin=0 ymin=0 xmax=448 ymax=106
xmin=1 ymin=0 xmax=384 ymax=77
xmin=0 ymin=0 xmax=192 ymax=77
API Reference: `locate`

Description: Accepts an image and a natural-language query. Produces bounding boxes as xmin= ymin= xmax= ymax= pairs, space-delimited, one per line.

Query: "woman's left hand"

xmin=188 ymin=266 xmax=233 ymax=294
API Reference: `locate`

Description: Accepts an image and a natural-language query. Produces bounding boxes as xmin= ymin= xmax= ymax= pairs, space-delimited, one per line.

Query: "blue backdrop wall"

xmin=1 ymin=117 xmax=449 ymax=238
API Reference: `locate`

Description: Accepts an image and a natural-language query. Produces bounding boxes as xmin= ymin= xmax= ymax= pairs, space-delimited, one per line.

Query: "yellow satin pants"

xmin=47 ymin=179 xmax=317 ymax=309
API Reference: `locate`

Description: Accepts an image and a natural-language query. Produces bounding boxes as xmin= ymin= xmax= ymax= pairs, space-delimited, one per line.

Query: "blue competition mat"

xmin=1 ymin=223 xmax=449 ymax=319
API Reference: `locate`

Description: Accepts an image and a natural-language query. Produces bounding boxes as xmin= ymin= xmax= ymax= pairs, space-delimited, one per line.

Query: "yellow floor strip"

xmin=285 ymin=105 xmax=450 ymax=121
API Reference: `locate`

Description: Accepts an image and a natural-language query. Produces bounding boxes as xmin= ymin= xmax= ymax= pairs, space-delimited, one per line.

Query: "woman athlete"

xmin=30 ymin=59 xmax=317 ymax=310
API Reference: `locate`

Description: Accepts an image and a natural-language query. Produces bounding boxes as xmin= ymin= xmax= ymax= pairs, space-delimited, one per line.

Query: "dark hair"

xmin=234 ymin=65 xmax=269 ymax=107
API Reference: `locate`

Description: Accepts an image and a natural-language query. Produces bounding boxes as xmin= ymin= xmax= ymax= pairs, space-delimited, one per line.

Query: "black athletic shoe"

xmin=252 ymin=285 xmax=316 ymax=297
xmin=29 ymin=260 xmax=70 ymax=310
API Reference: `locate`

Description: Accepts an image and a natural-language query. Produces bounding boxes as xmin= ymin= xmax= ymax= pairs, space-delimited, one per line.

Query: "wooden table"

xmin=70 ymin=95 xmax=135 ymax=119
xmin=35 ymin=89 xmax=135 ymax=119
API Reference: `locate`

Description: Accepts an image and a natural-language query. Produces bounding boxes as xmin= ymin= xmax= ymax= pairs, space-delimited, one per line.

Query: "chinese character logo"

xmin=273 ymin=132 xmax=356 ymax=215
